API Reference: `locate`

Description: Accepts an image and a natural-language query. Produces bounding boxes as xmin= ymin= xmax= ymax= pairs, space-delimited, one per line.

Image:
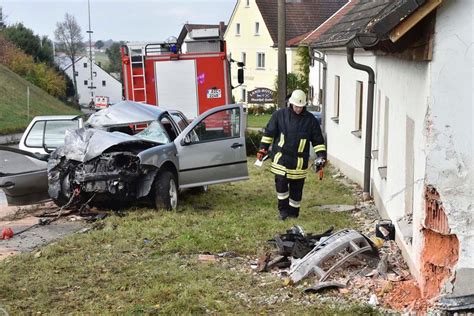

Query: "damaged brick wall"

xmin=420 ymin=185 xmax=459 ymax=299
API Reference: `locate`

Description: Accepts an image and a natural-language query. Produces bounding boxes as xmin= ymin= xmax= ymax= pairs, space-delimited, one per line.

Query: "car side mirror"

xmin=237 ymin=68 xmax=244 ymax=85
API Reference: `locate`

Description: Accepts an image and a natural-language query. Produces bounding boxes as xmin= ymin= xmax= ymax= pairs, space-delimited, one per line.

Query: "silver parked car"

xmin=0 ymin=101 xmax=249 ymax=209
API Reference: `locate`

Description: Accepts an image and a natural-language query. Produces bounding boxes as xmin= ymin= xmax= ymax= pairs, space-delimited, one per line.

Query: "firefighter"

xmin=257 ymin=89 xmax=327 ymax=220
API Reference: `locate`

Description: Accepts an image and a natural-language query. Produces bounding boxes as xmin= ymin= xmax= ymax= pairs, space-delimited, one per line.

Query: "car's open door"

xmin=174 ymin=104 xmax=248 ymax=189
xmin=0 ymin=146 xmax=49 ymax=206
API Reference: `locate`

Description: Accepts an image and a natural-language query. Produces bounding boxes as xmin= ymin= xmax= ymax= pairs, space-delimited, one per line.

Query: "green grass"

xmin=0 ymin=159 xmax=376 ymax=314
xmin=94 ymin=51 xmax=110 ymax=69
xmin=0 ymin=64 xmax=81 ymax=135
xmin=247 ymin=113 xmax=271 ymax=128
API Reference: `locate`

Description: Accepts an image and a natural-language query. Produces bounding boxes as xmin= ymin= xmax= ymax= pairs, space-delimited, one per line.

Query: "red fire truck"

xmin=121 ymin=37 xmax=243 ymax=120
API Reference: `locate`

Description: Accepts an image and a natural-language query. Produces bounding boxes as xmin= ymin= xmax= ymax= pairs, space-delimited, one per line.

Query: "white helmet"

xmin=289 ymin=89 xmax=307 ymax=107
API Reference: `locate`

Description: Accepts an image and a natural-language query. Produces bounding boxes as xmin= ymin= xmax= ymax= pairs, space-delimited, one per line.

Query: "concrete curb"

xmin=0 ymin=133 xmax=22 ymax=145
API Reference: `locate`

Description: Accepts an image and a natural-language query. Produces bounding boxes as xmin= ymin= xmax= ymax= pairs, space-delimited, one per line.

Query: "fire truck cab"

xmin=121 ymin=35 xmax=243 ymax=120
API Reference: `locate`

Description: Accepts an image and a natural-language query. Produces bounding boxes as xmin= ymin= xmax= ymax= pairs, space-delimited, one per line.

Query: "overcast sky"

xmin=1 ymin=0 xmax=236 ymax=42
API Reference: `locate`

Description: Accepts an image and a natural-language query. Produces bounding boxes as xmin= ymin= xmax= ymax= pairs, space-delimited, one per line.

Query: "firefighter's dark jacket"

xmin=259 ymin=107 xmax=326 ymax=179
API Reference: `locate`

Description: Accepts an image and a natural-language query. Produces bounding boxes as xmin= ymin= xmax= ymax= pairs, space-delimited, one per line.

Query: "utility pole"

xmin=87 ymin=0 xmax=94 ymax=103
xmin=277 ymin=0 xmax=287 ymax=109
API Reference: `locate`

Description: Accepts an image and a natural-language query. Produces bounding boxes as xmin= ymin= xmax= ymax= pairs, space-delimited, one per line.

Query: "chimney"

xmin=219 ymin=21 xmax=225 ymax=38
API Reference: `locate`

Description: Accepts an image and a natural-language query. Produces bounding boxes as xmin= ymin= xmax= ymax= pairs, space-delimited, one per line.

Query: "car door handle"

xmin=0 ymin=181 xmax=15 ymax=189
xmin=231 ymin=143 xmax=243 ymax=149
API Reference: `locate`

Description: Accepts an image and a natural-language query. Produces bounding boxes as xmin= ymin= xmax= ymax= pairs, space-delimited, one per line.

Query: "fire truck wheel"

xmin=154 ymin=171 xmax=178 ymax=211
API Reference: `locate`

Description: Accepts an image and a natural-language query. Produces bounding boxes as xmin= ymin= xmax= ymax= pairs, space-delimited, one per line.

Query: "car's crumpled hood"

xmin=55 ymin=128 xmax=152 ymax=162
xmin=87 ymin=100 xmax=165 ymax=128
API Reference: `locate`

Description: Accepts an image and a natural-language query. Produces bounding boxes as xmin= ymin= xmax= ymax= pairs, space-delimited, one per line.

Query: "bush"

xmin=245 ymin=130 xmax=263 ymax=156
xmin=247 ymin=105 xmax=276 ymax=115
xmin=0 ymin=34 xmax=66 ymax=98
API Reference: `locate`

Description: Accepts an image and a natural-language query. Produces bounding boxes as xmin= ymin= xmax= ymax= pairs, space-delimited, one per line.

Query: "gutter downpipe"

xmin=311 ymin=48 xmax=327 ymax=135
xmin=347 ymin=46 xmax=375 ymax=200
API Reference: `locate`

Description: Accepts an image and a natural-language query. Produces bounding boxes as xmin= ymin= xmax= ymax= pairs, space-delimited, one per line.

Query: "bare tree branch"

xmin=55 ymin=13 xmax=84 ymax=105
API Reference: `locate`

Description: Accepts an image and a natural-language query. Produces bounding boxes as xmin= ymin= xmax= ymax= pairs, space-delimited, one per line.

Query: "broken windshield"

xmin=135 ymin=121 xmax=170 ymax=144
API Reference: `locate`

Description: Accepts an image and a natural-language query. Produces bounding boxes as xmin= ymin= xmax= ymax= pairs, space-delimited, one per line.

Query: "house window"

xmin=405 ymin=116 xmax=415 ymax=215
xmin=241 ymin=87 xmax=247 ymax=102
xmin=102 ymin=80 xmax=106 ymax=87
xmin=382 ymin=96 xmax=390 ymax=167
xmin=352 ymin=80 xmax=363 ymax=137
xmin=84 ymin=80 xmax=88 ymax=86
xmin=255 ymin=22 xmax=260 ymax=35
xmin=93 ymin=71 xmax=97 ymax=77
xmin=332 ymin=75 xmax=340 ymax=122
xmin=241 ymin=52 xmax=246 ymax=66
xmin=246 ymin=0 xmax=250 ymax=6
xmin=236 ymin=23 xmax=240 ymax=36
xmin=74 ymin=71 xmax=78 ymax=76
xmin=83 ymin=62 xmax=87 ymax=68
xmin=257 ymin=52 xmax=265 ymax=69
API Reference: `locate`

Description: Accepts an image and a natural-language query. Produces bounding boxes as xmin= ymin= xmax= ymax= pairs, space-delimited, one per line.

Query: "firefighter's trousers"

xmin=275 ymin=175 xmax=305 ymax=218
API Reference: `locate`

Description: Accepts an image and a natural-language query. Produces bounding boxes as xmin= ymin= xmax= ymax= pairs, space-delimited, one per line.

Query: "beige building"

xmin=224 ymin=0 xmax=346 ymax=105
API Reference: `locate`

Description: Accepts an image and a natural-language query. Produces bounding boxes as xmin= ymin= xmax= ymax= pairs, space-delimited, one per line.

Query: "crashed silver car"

xmin=0 ymin=101 xmax=248 ymax=210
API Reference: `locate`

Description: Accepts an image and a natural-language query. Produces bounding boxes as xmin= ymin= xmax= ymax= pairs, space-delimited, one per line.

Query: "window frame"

xmin=331 ymin=75 xmax=340 ymax=123
xmin=186 ymin=108 xmax=241 ymax=145
xmin=255 ymin=22 xmax=260 ymax=35
xmin=236 ymin=23 xmax=241 ymax=36
xmin=256 ymin=52 xmax=265 ymax=69
xmin=351 ymin=80 xmax=363 ymax=137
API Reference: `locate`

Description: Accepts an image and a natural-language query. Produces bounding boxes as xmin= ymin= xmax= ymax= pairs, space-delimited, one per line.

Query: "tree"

xmin=3 ymin=24 xmax=54 ymax=65
xmin=54 ymin=13 xmax=84 ymax=105
xmin=106 ymin=41 xmax=124 ymax=75
xmin=94 ymin=40 xmax=104 ymax=50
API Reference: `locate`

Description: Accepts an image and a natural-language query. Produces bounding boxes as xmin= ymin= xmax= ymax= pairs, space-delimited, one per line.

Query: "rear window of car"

xmin=171 ymin=113 xmax=188 ymax=131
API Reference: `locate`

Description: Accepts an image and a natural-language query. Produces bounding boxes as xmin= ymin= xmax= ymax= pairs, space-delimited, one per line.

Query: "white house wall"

xmin=425 ymin=0 xmax=473 ymax=295
xmin=373 ymin=56 xmax=430 ymax=277
xmin=65 ymin=58 xmax=122 ymax=106
xmin=323 ymin=50 xmax=376 ymax=185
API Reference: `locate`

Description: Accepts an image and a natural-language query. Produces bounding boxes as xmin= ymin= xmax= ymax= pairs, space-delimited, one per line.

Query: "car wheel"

xmin=154 ymin=171 xmax=178 ymax=210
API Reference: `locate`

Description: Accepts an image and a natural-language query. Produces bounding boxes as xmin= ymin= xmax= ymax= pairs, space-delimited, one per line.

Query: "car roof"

xmin=32 ymin=115 xmax=81 ymax=121
xmin=86 ymin=100 xmax=169 ymax=128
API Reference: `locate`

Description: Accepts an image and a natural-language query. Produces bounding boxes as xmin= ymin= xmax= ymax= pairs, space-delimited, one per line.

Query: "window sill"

xmin=256 ymin=67 xmax=265 ymax=70
xmin=235 ymin=34 xmax=241 ymax=37
xmin=378 ymin=166 xmax=387 ymax=179
xmin=351 ymin=130 xmax=362 ymax=138
xmin=254 ymin=34 xmax=260 ymax=36
xmin=330 ymin=117 xmax=339 ymax=124
xmin=371 ymin=149 xmax=379 ymax=159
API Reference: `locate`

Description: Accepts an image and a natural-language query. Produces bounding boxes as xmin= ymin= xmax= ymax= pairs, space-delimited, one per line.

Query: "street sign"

xmin=247 ymin=88 xmax=275 ymax=104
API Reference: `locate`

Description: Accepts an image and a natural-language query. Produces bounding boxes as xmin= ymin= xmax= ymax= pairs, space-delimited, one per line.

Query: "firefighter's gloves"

xmin=257 ymin=149 xmax=268 ymax=161
xmin=314 ymin=157 xmax=326 ymax=171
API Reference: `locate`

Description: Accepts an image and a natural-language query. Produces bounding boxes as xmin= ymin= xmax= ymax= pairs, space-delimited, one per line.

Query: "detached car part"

xmin=289 ymin=229 xmax=378 ymax=283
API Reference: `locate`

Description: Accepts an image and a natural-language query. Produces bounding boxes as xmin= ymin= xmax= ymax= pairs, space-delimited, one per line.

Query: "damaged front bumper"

xmin=48 ymin=151 xmax=157 ymax=204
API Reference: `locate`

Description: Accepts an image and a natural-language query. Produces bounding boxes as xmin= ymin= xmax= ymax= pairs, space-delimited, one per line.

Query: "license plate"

xmin=207 ymin=89 xmax=221 ymax=99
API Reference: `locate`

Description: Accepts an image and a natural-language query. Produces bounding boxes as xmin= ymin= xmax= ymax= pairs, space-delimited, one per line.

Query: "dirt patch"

xmin=382 ymin=279 xmax=427 ymax=313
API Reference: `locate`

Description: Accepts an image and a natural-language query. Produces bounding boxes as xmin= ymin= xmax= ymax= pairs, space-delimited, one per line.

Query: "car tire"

xmin=154 ymin=171 xmax=178 ymax=211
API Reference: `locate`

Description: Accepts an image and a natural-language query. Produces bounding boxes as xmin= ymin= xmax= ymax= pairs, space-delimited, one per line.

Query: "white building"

xmin=57 ymin=55 xmax=122 ymax=106
xmin=224 ymin=0 xmax=346 ymax=105
xmin=301 ymin=0 xmax=473 ymax=309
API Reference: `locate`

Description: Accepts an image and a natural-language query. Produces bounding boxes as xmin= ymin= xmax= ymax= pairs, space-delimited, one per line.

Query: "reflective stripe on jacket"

xmin=259 ymin=107 xmax=326 ymax=179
